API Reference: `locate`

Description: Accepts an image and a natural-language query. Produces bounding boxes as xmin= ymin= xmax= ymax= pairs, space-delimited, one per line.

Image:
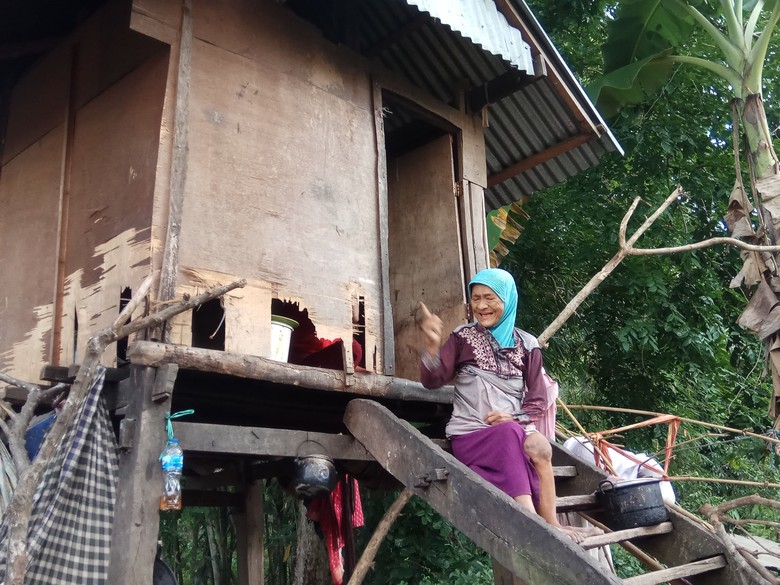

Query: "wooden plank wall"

xmin=387 ymin=135 xmax=467 ymax=381
xmin=0 ymin=0 xmax=168 ymax=379
xmin=60 ymin=50 xmax=169 ymax=365
xmin=0 ymin=127 xmax=67 ymax=381
xmin=134 ymin=0 xmax=384 ymax=368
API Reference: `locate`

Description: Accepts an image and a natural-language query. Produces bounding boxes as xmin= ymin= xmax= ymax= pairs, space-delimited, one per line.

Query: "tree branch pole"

xmin=1 ymin=274 xmax=245 ymax=585
xmin=346 ymin=489 xmax=413 ymax=585
xmin=538 ymin=186 xmax=684 ymax=347
xmin=537 ymin=185 xmax=780 ymax=347
xmin=701 ymin=496 xmax=777 ymax=585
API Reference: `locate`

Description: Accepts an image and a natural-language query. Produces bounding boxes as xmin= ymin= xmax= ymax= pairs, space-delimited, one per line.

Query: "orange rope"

xmin=576 ymin=414 xmax=681 ymax=478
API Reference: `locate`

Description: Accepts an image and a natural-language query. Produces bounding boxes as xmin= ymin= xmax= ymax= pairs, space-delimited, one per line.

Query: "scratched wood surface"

xmin=60 ymin=51 xmax=168 ymax=365
xmin=387 ymin=134 xmax=467 ymax=380
xmin=0 ymin=128 xmax=66 ymax=381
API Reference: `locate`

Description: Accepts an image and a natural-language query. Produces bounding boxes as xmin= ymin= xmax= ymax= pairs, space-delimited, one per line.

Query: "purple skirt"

xmin=450 ymin=422 xmax=540 ymax=506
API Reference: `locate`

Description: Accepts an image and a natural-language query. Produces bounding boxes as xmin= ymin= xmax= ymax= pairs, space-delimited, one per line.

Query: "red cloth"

xmin=306 ymin=476 xmax=364 ymax=585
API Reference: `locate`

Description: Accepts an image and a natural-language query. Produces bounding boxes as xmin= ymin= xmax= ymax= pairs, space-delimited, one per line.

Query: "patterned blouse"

xmin=420 ymin=323 xmax=547 ymax=437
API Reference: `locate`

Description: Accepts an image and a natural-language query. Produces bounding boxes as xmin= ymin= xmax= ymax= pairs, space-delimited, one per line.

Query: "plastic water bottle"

xmin=160 ymin=438 xmax=183 ymax=511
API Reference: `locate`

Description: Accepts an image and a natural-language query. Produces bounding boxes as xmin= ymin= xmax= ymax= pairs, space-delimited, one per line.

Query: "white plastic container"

xmin=270 ymin=315 xmax=298 ymax=362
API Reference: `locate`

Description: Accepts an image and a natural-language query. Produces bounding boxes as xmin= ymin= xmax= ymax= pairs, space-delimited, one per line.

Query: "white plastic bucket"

xmin=270 ymin=315 xmax=298 ymax=362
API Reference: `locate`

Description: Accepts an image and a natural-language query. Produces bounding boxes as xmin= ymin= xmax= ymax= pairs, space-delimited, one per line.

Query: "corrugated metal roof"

xmin=405 ymin=0 xmax=534 ymax=73
xmin=355 ymin=0 xmax=622 ymax=210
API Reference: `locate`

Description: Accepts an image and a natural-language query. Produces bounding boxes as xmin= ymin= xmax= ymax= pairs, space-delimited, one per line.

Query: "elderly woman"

xmin=419 ymin=268 xmax=597 ymax=542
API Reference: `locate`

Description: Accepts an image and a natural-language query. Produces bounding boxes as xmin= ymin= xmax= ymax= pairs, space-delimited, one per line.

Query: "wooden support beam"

xmin=235 ymin=480 xmax=264 ymax=585
xmin=487 ymin=133 xmax=591 ymax=188
xmin=157 ymin=0 xmax=192 ymax=314
xmin=107 ymin=366 xmax=169 ymax=585
xmin=466 ymin=69 xmax=538 ymax=112
xmin=344 ymin=399 xmax=621 ymax=585
xmin=127 ymin=340 xmax=453 ymax=404
xmin=493 ymin=0 xmax=602 ymax=138
xmin=173 ymin=422 xmax=373 ymax=461
xmin=372 ymin=81 xmax=395 ymax=375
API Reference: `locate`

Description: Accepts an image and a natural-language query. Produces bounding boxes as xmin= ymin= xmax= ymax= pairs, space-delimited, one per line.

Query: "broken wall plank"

xmin=127 ymin=340 xmax=452 ymax=403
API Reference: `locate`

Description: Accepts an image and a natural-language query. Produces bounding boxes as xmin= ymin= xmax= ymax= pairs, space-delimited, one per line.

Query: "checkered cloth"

xmin=0 ymin=367 xmax=119 ymax=584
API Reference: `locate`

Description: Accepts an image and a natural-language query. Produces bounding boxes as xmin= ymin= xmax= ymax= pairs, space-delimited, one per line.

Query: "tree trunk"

xmin=734 ymin=93 xmax=780 ymax=423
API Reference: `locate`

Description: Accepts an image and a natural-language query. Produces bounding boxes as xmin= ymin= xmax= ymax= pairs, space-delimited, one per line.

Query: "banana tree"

xmin=588 ymin=0 xmax=780 ymax=424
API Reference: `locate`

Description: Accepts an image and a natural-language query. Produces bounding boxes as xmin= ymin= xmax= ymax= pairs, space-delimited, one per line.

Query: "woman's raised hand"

xmin=419 ymin=302 xmax=443 ymax=356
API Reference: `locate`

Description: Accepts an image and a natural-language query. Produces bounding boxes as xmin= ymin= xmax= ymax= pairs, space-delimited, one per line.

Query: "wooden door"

xmin=387 ymin=133 xmax=466 ymax=381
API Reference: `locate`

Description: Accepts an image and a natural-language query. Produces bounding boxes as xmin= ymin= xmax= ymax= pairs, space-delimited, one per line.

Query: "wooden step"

xmin=553 ymin=465 xmax=577 ymax=478
xmin=580 ymin=522 xmax=673 ymax=550
xmin=556 ymin=493 xmax=598 ymax=512
xmin=622 ymin=555 xmax=727 ymax=585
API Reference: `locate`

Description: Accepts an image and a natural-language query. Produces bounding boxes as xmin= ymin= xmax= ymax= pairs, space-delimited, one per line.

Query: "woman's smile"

xmin=470 ymin=284 xmax=504 ymax=328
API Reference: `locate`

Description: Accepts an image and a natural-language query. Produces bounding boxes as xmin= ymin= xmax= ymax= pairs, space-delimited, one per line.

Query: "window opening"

xmin=191 ymin=298 xmax=225 ymax=350
xmin=117 ymin=287 xmax=131 ymax=365
xmin=272 ymin=299 xmax=362 ymax=371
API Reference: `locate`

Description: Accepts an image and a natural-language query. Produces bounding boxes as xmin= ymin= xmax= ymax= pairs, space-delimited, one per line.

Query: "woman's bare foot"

xmin=557 ymin=525 xmax=604 ymax=543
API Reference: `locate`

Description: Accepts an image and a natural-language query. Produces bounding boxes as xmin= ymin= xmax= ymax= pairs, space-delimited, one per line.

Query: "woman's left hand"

xmin=484 ymin=410 xmax=514 ymax=425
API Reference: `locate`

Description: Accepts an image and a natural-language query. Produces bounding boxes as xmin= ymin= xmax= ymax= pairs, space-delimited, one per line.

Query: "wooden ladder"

xmin=344 ymin=399 xmax=763 ymax=585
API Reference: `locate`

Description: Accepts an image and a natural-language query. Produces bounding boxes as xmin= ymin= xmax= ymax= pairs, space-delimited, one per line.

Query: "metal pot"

xmin=596 ymin=478 xmax=669 ymax=530
xmin=293 ymin=454 xmax=338 ymax=498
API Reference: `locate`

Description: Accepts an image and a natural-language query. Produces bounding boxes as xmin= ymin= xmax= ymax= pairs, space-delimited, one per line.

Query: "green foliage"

xmin=587 ymin=0 xmax=780 ymax=113
xmin=520 ymin=0 xmax=780 ymax=549
xmin=159 ymin=506 xmax=237 ymax=585
xmin=358 ymin=492 xmax=493 ymax=585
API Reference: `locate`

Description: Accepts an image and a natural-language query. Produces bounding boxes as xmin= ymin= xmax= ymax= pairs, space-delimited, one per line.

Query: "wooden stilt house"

xmin=1 ymin=1 xmax=760 ymax=584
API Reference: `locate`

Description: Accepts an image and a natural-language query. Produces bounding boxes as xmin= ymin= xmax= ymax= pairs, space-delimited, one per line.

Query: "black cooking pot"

xmin=596 ymin=478 xmax=669 ymax=530
xmin=293 ymin=454 xmax=338 ymax=498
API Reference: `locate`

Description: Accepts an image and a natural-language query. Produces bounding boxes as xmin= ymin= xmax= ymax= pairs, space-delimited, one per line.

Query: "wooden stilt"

xmin=107 ymin=365 xmax=172 ymax=585
xmin=236 ymin=479 xmax=265 ymax=585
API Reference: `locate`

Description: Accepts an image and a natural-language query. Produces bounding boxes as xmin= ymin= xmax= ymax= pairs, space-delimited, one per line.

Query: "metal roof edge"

xmin=504 ymin=0 xmax=624 ymax=156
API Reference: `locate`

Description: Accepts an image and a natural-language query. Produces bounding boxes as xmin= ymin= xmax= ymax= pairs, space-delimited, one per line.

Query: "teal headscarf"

xmin=468 ymin=268 xmax=518 ymax=348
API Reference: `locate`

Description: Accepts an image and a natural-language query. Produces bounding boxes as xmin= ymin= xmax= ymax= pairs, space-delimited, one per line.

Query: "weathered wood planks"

xmin=127 ymin=340 xmax=453 ymax=403
xmin=344 ymin=398 xmax=622 ymax=585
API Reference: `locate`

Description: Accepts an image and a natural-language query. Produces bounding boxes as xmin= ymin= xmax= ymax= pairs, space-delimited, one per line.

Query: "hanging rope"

xmin=164 ymin=409 xmax=194 ymax=440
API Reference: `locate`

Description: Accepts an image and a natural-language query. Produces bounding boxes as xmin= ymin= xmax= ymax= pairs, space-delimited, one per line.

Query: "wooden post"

xmin=236 ymin=480 xmax=265 ymax=585
xmin=107 ymin=366 xmax=170 ymax=585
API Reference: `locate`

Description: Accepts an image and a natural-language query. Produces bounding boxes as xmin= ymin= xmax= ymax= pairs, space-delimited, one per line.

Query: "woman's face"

xmin=470 ymin=284 xmax=504 ymax=328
